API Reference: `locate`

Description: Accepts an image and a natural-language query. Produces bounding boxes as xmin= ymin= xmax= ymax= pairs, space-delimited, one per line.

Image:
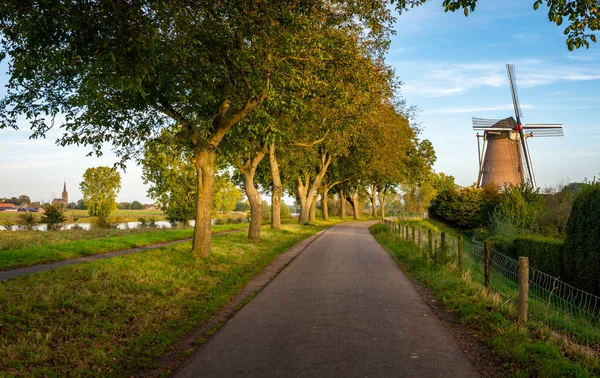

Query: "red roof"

xmin=0 ymin=203 xmax=17 ymax=208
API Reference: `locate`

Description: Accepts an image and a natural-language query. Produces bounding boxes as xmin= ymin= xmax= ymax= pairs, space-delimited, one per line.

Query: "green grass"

xmin=0 ymin=223 xmax=248 ymax=271
xmin=0 ymin=209 xmax=167 ymax=224
xmin=370 ymin=223 xmax=600 ymax=377
xmin=0 ymin=222 xmax=335 ymax=377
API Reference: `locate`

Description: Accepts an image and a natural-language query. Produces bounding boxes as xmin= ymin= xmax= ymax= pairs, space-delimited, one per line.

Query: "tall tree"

xmin=80 ymin=166 xmax=121 ymax=218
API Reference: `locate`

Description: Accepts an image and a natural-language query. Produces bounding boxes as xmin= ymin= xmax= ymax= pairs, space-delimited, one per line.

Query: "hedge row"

xmin=489 ymin=235 xmax=564 ymax=281
xmin=563 ymin=183 xmax=600 ymax=296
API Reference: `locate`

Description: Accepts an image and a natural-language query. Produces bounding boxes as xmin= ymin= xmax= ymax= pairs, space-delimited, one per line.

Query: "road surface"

xmin=174 ymin=221 xmax=479 ymax=377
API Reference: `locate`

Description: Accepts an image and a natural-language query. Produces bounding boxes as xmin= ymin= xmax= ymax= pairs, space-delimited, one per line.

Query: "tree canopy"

xmin=79 ymin=166 xmax=121 ymax=218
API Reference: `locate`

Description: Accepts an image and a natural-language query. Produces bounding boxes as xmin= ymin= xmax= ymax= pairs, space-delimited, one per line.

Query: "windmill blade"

xmin=506 ymin=64 xmax=524 ymax=121
xmin=519 ymin=135 xmax=537 ymax=188
xmin=523 ymin=124 xmax=564 ymax=137
xmin=472 ymin=117 xmax=517 ymax=130
xmin=517 ymin=139 xmax=532 ymax=185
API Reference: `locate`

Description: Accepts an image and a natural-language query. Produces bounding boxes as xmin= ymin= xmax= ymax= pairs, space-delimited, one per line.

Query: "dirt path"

xmin=173 ymin=221 xmax=479 ymax=377
xmin=0 ymin=228 xmax=244 ymax=281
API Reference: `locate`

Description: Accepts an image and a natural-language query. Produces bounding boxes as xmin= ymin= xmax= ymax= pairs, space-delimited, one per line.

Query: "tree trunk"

xmin=296 ymin=152 xmax=332 ymax=224
xmin=192 ymin=149 xmax=216 ymax=258
xmin=370 ymin=184 xmax=378 ymax=217
xmin=269 ymin=143 xmax=282 ymax=230
xmin=309 ymin=194 xmax=317 ymax=222
xmin=243 ymin=170 xmax=263 ymax=240
xmin=322 ymin=188 xmax=329 ymax=220
xmin=349 ymin=187 xmax=360 ymax=220
xmin=189 ymin=92 xmax=266 ymax=256
xmin=340 ymin=188 xmax=346 ymax=219
xmin=238 ymin=149 xmax=267 ymax=241
xmin=298 ymin=181 xmax=310 ymax=224
xmin=379 ymin=189 xmax=387 ymax=219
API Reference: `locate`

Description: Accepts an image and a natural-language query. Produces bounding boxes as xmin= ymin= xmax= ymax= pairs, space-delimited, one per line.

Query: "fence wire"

xmin=382 ymin=218 xmax=600 ymax=344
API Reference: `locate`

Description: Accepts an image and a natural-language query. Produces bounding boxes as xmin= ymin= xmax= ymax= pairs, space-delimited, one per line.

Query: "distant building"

xmin=0 ymin=203 xmax=17 ymax=212
xmin=52 ymin=181 xmax=69 ymax=207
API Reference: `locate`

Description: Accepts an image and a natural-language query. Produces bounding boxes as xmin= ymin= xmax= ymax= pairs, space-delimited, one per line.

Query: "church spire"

xmin=62 ymin=181 xmax=68 ymax=204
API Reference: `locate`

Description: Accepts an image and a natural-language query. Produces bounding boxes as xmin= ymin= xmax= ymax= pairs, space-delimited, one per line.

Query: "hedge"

xmin=563 ymin=183 xmax=600 ymax=296
xmin=488 ymin=235 xmax=564 ymax=279
xmin=512 ymin=236 xmax=563 ymax=278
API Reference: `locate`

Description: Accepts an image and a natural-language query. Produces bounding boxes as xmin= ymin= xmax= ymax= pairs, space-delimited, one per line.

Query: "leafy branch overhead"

xmin=393 ymin=0 xmax=598 ymax=50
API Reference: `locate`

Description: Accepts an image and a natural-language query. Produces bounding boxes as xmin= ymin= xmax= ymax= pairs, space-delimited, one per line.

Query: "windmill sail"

xmin=523 ymin=124 xmax=564 ymax=137
xmin=507 ymin=64 xmax=523 ymax=120
xmin=506 ymin=63 xmax=536 ymax=189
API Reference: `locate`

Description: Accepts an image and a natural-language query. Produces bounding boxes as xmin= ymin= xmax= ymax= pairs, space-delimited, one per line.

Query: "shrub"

xmin=280 ymin=203 xmax=291 ymax=219
xmin=487 ymin=236 xmax=516 ymax=257
xmin=563 ymin=183 xmax=600 ymax=295
xmin=41 ymin=204 xmax=67 ymax=231
xmin=2 ymin=219 xmax=16 ymax=231
xmin=18 ymin=213 xmax=37 ymax=231
xmin=137 ymin=217 xmax=149 ymax=228
xmin=513 ymin=236 xmax=563 ymax=278
xmin=370 ymin=223 xmax=388 ymax=235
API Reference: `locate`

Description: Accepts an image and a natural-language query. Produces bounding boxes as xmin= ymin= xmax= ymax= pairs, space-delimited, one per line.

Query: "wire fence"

xmin=381 ymin=218 xmax=600 ymax=346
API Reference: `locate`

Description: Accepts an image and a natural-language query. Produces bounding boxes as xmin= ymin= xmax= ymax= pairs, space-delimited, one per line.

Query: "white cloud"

xmin=2 ymin=139 xmax=56 ymax=147
xmin=514 ymin=33 xmax=541 ymax=41
xmin=0 ymin=160 xmax=64 ymax=170
xmin=568 ymin=54 xmax=597 ymax=62
xmin=394 ymin=59 xmax=600 ymax=98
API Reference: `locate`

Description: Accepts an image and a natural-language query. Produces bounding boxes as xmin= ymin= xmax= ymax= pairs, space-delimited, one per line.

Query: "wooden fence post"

xmin=411 ymin=226 xmax=415 ymax=242
xmin=428 ymin=230 xmax=433 ymax=258
xmin=405 ymin=225 xmax=409 ymax=241
xmin=518 ymin=257 xmax=529 ymax=324
xmin=484 ymin=241 xmax=491 ymax=291
xmin=458 ymin=235 xmax=464 ymax=272
xmin=418 ymin=228 xmax=423 ymax=249
xmin=440 ymin=232 xmax=446 ymax=263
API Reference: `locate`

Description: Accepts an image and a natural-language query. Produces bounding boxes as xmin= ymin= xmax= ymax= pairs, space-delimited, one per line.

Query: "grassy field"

xmin=0 ymin=223 xmax=251 ymax=271
xmin=0 ymin=219 xmax=362 ymax=376
xmin=371 ymin=223 xmax=600 ymax=377
xmin=0 ymin=209 xmax=167 ymax=224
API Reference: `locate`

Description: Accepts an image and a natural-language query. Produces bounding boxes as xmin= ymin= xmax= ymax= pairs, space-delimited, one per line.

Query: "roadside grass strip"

xmin=0 ymin=224 xmax=327 ymax=376
xmin=370 ymin=223 xmax=600 ymax=377
xmin=0 ymin=224 xmax=247 ymax=271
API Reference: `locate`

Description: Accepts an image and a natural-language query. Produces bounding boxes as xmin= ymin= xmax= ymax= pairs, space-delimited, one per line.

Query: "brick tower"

xmin=62 ymin=181 xmax=68 ymax=204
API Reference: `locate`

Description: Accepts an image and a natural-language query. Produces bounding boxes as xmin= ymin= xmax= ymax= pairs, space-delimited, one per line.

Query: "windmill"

xmin=474 ymin=64 xmax=563 ymax=190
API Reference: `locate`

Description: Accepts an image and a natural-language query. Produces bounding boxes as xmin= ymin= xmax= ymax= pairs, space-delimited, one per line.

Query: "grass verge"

xmin=0 ymin=223 xmax=247 ymax=271
xmin=370 ymin=223 xmax=600 ymax=377
xmin=0 ymin=222 xmax=339 ymax=376
xmin=0 ymin=209 xmax=167 ymax=224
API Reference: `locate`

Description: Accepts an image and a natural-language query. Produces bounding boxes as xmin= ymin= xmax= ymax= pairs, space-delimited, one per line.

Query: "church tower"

xmin=62 ymin=181 xmax=68 ymax=204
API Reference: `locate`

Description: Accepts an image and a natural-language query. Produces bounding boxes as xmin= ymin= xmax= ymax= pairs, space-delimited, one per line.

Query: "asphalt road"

xmin=174 ymin=221 xmax=479 ymax=378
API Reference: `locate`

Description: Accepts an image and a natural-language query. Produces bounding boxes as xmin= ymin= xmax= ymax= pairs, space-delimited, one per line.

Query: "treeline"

xmin=429 ymin=180 xmax=579 ymax=238
xmin=428 ymin=178 xmax=600 ymax=296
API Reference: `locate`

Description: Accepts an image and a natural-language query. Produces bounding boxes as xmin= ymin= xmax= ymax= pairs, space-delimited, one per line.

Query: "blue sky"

xmin=1 ymin=0 xmax=599 ymax=203
xmin=388 ymin=1 xmax=600 ymax=189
